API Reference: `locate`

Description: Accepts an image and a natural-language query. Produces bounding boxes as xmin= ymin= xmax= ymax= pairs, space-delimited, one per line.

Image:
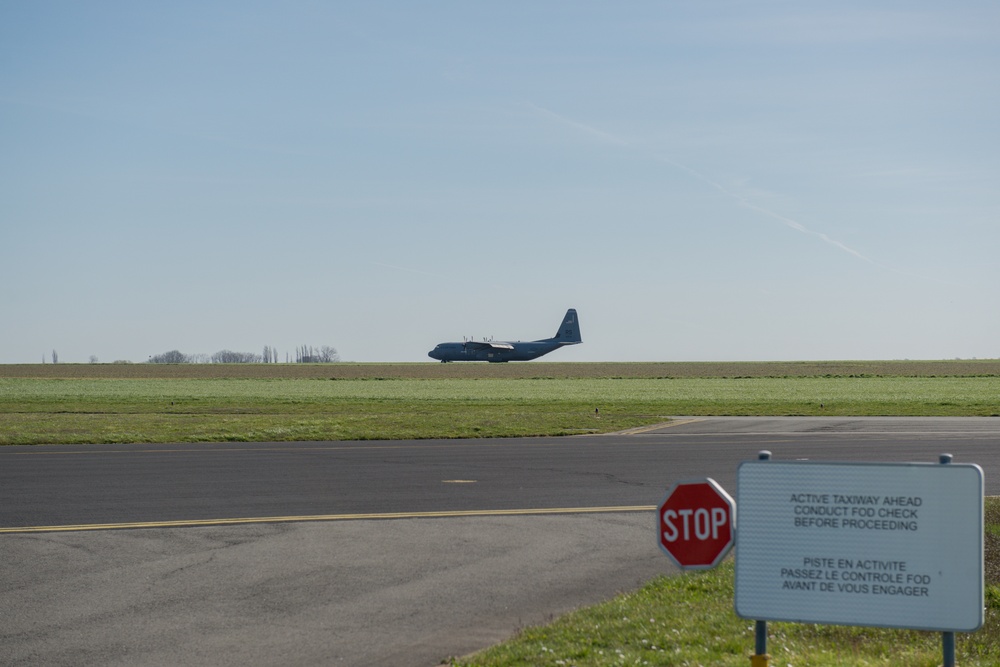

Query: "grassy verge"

xmin=5 ymin=362 xmax=997 ymax=664
xmin=451 ymin=498 xmax=1000 ymax=667
xmin=0 ymin=401 xmax=648 ymax=445
xmin=4 ymin=360 xmax=1000 ymax=379
xmin=1 ymin=362 xmax=999 ymax=445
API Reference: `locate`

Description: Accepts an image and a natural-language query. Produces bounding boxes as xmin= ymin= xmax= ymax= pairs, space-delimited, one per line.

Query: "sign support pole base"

xmin=942 ymin=629 xmax=956 ymax=666
xmin=751 ymin=619 xmax=769 ymax=666
xmin=940 ymin=455 xmax=956 ymax=667
xmin=750 ymin=454 xmax=772 ymax=667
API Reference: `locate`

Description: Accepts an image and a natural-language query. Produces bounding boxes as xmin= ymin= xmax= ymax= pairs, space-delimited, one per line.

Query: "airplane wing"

xmin=464 ymin=341 xmax=515 ymax=351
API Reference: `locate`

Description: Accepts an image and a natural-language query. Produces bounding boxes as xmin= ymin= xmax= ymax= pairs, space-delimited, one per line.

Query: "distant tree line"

xmin=148 ymin=350 xmax=190 ymax=364
xmin=211 ymin=350 xmax=261 ymax=364
xmin=147 ymin=346 xmax=339 ymax=364
xmin=295 ymin=345 xmax=339 ymax=363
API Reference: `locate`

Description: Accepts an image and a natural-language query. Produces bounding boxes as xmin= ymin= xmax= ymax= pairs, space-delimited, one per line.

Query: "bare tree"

xmin=296 ymin=345 xmax=339 ymax=363
xmin=52 ymin=349 xmax=58 ymax=364
xmin=149 ymin=350 xmax=189 ymax=364
xmin=211 ymin=350 xmax=262 ymax=364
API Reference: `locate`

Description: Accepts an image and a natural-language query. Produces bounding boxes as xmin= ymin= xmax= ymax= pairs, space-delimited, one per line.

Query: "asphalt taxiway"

xmin=2 ymin=417 xmax=998 ymax=665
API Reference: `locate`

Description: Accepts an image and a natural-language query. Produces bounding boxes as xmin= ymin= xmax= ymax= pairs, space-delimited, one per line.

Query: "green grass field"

xmin=1 ymin=361 xmax=999 ymax=445
xmin=452 ymin=496 xmax=1000 ymax=667
xmin=4 ymin=360 xmax=998 ymax=664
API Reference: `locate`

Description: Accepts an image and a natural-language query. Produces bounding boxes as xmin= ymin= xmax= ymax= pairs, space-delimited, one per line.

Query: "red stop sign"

xmin=657 ymin=478 xmax=735 ymax=569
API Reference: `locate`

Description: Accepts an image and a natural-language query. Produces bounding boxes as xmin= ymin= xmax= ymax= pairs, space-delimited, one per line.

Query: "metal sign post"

xmin=750 ymin=450 xmax=771 ymax=667
xmin=940 ymin=453 xmax=957 ymax=667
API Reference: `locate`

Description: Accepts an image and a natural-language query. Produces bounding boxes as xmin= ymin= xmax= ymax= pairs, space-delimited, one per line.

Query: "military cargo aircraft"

xmin=428 ymin=309 xmax=582 ymax=362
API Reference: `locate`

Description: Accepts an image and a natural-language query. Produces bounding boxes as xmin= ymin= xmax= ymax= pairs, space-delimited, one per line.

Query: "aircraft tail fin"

xmin=551 ymin=308 xmax=582 ymax=344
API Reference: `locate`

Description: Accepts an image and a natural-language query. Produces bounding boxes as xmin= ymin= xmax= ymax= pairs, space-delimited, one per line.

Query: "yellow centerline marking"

xmin=0 ymin=506 xmax=657 ymax=534
xmin=6 ymin=438 xmax=630 ymax=456
xmin=617 ymin=418 xmax=705 ymax=435
xmin=8 ymin=444 xmax=477 ymax=455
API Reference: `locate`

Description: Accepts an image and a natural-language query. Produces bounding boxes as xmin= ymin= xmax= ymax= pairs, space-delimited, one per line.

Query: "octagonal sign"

xmin=657 ymin=478 xmax=735 ymax=570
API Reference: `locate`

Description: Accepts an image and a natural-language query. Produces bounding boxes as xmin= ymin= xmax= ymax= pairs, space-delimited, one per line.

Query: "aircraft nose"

xmin=428 ymin=347 xmax=441 ymax=360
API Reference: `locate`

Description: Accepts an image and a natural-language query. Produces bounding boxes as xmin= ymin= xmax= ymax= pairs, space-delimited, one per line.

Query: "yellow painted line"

xmin=618 ymin=418 xmax=705 ymax=435
xmin=7 ymin=438 xmax=621 ymax=456
xmin=8 ymin=444 xmax=466 ymax=455
xmin=0 ymin=506 xmax=657 ymax=534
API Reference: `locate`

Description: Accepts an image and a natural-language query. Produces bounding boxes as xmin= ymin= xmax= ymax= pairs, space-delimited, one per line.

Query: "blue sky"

xmin=2 ymin=1 xmax=997 ymax=363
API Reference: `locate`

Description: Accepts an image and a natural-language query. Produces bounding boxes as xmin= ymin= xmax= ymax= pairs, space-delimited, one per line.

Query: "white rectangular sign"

xmin=735 ymin=460 xmax=983 ymax=632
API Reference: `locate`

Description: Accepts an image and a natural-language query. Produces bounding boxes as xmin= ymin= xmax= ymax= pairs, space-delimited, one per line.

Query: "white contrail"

xmin=657 ymin=156 xmax=876 ymax=264
xmin=526 ymin=103 xmax=876 ymax=265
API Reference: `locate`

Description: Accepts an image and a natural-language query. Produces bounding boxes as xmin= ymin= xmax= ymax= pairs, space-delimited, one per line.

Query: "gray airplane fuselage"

xmin=428 ymin=309 xmax=581 ymax=363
